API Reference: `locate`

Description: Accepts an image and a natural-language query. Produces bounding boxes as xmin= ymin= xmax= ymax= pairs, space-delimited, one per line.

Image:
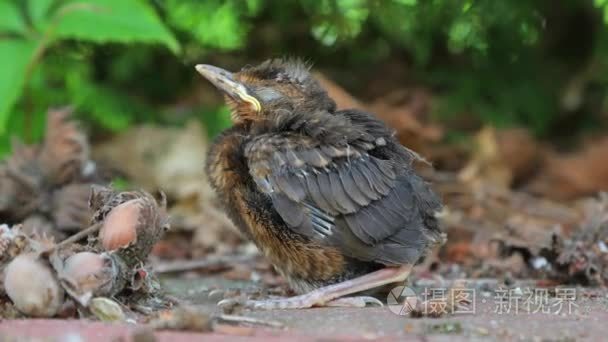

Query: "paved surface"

xmin=1 ymin=276 xmax=607 ymax=341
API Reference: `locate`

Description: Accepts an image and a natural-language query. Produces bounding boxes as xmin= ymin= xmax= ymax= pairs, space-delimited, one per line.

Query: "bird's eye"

xmin=256 ymin=87 xmax=283 ymax=102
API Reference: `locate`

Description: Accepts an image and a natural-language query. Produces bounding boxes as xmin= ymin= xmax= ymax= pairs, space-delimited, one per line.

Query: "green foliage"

xmin=1 ymin=0 xmax=607 ymax=158
xmin=200 ymin=106 xmax=234 ymax=138
xmin=0 ymin=40 xmax=37 ymax=132
xmin=28 ymin=0 xmax=55 ymax=31
xmin=66 ymin=67 xmax=135 ymax=132
xmin=303 ymin=0 xmax=370 ymax=46
xmin=53 ymin=0 xmax=179 ymax=52
xmin=110 ymin=176 xmax=131 ymax=191
xmin=165 ymin=0 xmax=256 ymax=51
xmin=596 ymin=0 xmax=608 ymax=23
xmin=0 ymin=1 xmax=27 ymax=34
xmin=0 ymin=0 xmax=179 ymax=147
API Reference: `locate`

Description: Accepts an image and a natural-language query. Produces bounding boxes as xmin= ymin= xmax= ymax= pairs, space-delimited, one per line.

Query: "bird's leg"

xmin=218 ymin=265 xmax=413 ymax=310
xmin=324 ymin=296 xmax=383 ymax=308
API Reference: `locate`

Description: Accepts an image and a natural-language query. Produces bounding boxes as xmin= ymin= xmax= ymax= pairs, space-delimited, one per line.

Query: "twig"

xmin=215 ymin=314 xmax=284 ymax=328
xmin=153 ymin=254 xmax=256 ymax=274
xmin=42 ymin=222 xmax=101 ymax=255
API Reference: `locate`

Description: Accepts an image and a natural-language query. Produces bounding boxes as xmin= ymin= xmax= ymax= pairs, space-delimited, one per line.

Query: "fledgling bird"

xmin=196 ymin=59 xmax=445 ymax=309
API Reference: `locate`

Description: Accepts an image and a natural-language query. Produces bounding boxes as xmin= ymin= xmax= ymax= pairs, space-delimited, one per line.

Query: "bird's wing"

xmin=245 ymin=132 xmax=436 ymax=264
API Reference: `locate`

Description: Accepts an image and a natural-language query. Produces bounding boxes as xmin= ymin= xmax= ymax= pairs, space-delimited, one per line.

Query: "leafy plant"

xmin=0 ymin=0 xmax=179 ymax=145
xmin=1 ymin=0 xmax=607 ymax=158
xmin=165 ymin=0 xmax=261 ymax=51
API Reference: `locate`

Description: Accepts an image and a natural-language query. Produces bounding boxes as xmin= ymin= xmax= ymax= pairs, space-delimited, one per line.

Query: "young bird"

xmin=196 ymin=59 xmax=444 ymax=310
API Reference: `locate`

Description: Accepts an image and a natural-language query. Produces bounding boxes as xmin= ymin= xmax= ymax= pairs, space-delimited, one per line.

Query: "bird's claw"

xmin=207 ymin=289 xmax=225 ymax=301
xmin=217 ymin=296 xmax=250 ymax=311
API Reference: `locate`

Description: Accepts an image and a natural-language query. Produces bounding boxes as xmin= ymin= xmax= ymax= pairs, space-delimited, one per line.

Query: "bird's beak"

xmin=195 ymin=64 xmax=261 ymax=112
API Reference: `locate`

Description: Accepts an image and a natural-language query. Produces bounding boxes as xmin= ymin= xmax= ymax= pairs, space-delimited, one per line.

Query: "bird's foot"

xmin=218 ymin=265 xmax=413 ymax=311
xmin=218 ymin=294 xmax=383 ymax=311
xmin=324 ymin=296 xmax=383 ymax=308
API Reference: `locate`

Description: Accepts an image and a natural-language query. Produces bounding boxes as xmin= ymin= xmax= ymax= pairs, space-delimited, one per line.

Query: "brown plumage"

xmin=197 ymin=59 xmax=444 ymax=309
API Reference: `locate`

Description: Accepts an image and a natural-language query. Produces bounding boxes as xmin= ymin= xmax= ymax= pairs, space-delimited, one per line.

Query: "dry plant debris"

xmin=0 ymin=108 xmax=101 ymax=241
xmin=437 ymin=171 xmax=608 ymax=286
xmin=501 ymin=193 xmax=608 ymax=286
xmin=92 ymin=121 xmax=242 ymax=258
xmin=0 ymin=185 xmax=171 ymax=320
xmin=143 ymin=306 xmax=284 ymax=334
xmin=526 ymin=136 xmax=608 ymax=200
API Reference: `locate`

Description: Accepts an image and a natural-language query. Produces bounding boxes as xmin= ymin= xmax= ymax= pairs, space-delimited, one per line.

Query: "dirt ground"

xmin=1 ymin=276 xmax=606 ymax=341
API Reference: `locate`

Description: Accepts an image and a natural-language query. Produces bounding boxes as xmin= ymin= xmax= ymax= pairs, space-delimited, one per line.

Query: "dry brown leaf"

xmin=313 ymin=72 xmax=365 ymax=110
xmin=148 ymin=307 xmax=212 ymax=332
xmin=314 ymin=72 xmax=442 ymax=157
xmin=495 ymin=128 xmax=542 ymax=184
xmin=369 ymin=89 xmax=442 ymax=144
xmin=191 ymin=205 xmax=242 ymax=256
xmin=51 ymin=183 xmax=94 ymax=232
xmin=0 ymin=140 xmax=41 ymax=221
xmin=527 ymin=136 xmax=608 ymax=200
xmin=93 ymin=120 xmax=210 ymax=201
xmin=459 ymin=127 xmax=513 ymax=188
xmin=0 ymin=109 xmax=98 ymax=237
xmin=21 ymin=215 xmax=65 ymax=241
xmin=459 ymin=127 xmax=543 ymax=188
xmin=38 ymin=108 xmax=89 ymax=186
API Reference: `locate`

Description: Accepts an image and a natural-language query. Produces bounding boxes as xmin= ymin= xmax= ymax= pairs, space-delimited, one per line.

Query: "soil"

xmin=2 ymin=276 xmax=606 ymax=341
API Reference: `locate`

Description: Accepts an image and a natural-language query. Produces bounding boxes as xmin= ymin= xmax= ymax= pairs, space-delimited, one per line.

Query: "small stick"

xmin=41 ymin=223 xmax=101 ymax=255
xmin=215 ymin=314 xmax=284 ymax=328
xmin=154 ymin=254 xmax=256 ymax=274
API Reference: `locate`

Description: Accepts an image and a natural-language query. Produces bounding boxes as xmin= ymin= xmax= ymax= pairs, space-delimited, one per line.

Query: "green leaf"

xmin=66 ymin=71 xmax=133 ymax=132
xmin=200 ymin=105 xmax=232 ymax=138
xmin=167 ymin=0 xmax=247 ymax=50
xmin=29 ymin=0 xmax=56 ymax=31
xmin=448 ymin=18 xmax=487 ymax=54
xmin=393 ymin=0 xmax=416 ymax=5
xmin=312 ymin=23 xmax=339 ymax=46
xmin=0 ymin=1 xmax=27 ymax=34
xmin=52 ymin=0 xmax=180 ymax=53
xmin=110 ymin=177 xmax=131 ymax=191
xmin=306 ymin=0 xmax=369 ymax=45
xmin=245 ymin=0 xmax=264 ymax=15
xmin=0 ymin=39 xmax=37 ymax=134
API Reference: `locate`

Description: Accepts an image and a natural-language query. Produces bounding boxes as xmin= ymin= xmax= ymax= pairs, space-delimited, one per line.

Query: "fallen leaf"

xmin=527 ymin=136 xmax=608 ymax=200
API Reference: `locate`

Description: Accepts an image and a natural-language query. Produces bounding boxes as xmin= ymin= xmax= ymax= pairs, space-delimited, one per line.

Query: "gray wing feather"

xmin=246 ymin=133 xmax=441 ymax=265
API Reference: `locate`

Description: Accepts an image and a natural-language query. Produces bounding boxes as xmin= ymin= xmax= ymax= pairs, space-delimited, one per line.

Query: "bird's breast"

xmin=230 ymin=186 xmax=346 ymax=284
xmin=206 ymin=129 xmax=346 ymax=287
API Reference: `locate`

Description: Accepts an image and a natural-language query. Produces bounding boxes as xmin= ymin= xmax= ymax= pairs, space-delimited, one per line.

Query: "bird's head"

xmin=195 ymin=59 xmax=335 ymax=124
